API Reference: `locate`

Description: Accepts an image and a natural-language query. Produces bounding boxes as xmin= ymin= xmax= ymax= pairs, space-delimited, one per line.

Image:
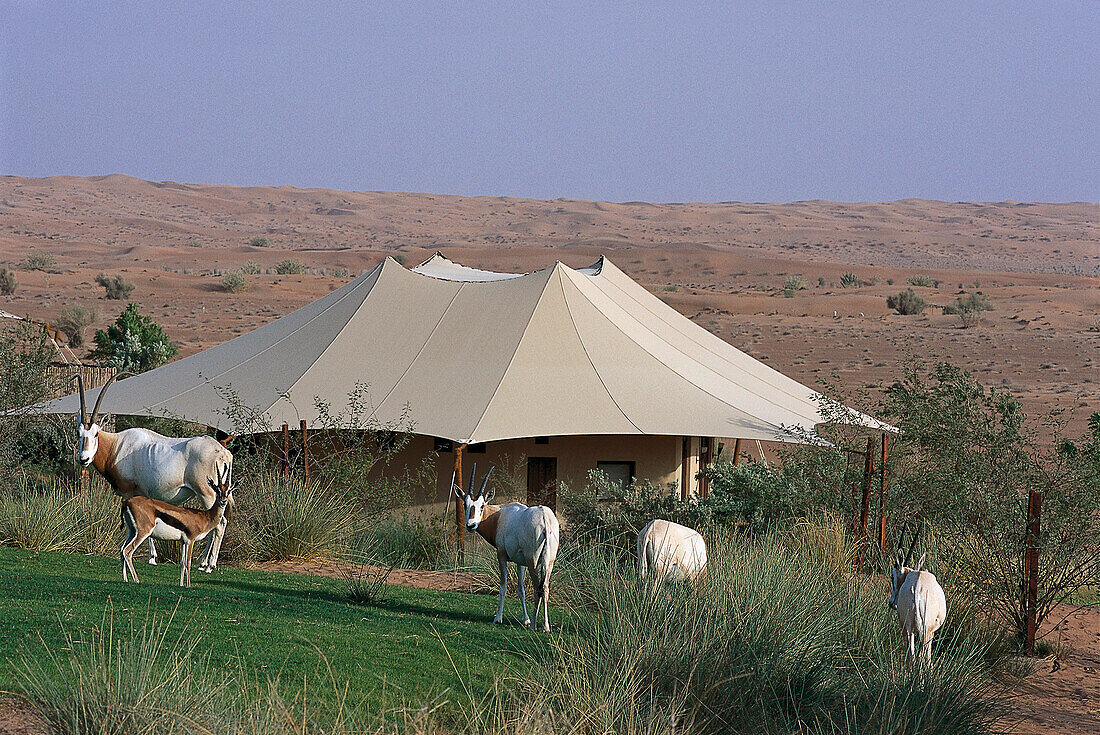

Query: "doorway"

xmin=527 ymin=457 xmax=558 ymax=509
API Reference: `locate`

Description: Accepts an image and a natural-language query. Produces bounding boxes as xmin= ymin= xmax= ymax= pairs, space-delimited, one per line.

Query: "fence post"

xmin=1024 ymin=488 xmax=1042 ymax=654
xmin=300 ymin=419 xmax=309 ymax=481
xmin=454 ymin=443 xmax=466 ymax=565
xmin=878 ymin=433 xmax=890 ymax=553
xmin=854 ymin=437 xmax=874 ymax=572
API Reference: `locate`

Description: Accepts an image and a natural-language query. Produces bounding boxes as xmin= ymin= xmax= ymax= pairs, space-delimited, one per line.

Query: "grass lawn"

xmin=0 ymin=547 xmax=559 ymax=721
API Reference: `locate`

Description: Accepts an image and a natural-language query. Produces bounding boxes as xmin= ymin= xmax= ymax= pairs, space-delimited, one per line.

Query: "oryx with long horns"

xmin=888 ymin=525 xmax=947 ymax=668
xmin=453 ymin=463 xmax=560 ymax=632
xmin=75 ymin=373 xmax=234 ymax=571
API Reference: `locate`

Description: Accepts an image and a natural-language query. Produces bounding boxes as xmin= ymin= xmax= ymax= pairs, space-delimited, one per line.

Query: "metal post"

xmin=454 ymin=443 xmax=466 ymax=565
xmin=878 ymin=433 xmax=890 ymax=553
xmin=282 ymin=423 xmax=290 ymax=479
xmin=1024 ymin=488 xmax=1042 ymax=654
xmin=300 ymin=419 xmax=309 ymax=481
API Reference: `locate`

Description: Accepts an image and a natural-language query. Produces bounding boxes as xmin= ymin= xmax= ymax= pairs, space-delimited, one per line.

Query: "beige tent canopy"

xmin=38 ymin=254 xmax=888 ymax=442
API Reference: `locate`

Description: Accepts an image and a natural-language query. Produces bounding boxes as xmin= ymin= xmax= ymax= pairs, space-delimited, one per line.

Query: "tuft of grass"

xmin=363 ymin=514 xmax=451 ymax=569
xmin=19 ymin=251 xmax=55 ymax=271
xmin=782 ymin=274 xmax=808 ymax=297
xmin=330 ymin=267 xmax=351 ymax=279
xmin=221 ymin=269 xmax=249 ymax=293
xmin=0 ymin=476 xmax=118 ymax=555
xmin=236 ymin=475 xmax=364 ymax=562
xmin=908 ymin=274 xmax=940 ymax=288
xmin=840 ymin=271 xmax=860 ymax=288
xmin=241 ymin=259 xmax=262 ymax=275
xmin=249 ymin=236 xmax=271 ymax=248
xmin=275 ymin=259 xmax=307 ymax=275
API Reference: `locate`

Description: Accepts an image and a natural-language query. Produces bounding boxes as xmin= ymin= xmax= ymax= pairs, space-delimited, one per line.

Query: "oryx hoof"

xmin=147 ymin=559 xmax=157 ymax=565
xmin=492 ymin=616 xmax=503 ymax=625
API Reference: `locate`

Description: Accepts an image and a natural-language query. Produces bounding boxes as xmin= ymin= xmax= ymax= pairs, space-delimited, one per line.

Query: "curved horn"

xmin=904 ymin=523 xmax=921 ymax=567
xmin=89 ymin=371 xmax=132 ymax=426
xmin=468 ymin=462 xmax=477 ymax=499
xmin=478 ymin=465 xmax=495 ymax=498
xmin=75 ymin=374 xmax=87 ymax=425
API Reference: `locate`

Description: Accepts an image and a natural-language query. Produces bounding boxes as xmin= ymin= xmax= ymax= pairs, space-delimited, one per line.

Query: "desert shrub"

xmin=393 ymin=254 xmax=408 ymax=266
xmin=466 ymin=529 xmax=1008 ymax=735
xmin=248 ymin=236 xmax=270 ymax=248
xmin=241 ymin=259 xmax=262 ymax=275
xmin=886 ymin=288 xmax=929 ymax=315
xmin=782 ymin=274 xmax=807 ymax=297
xmin=89 ymin=303 xmax=177 ymax=373
xmin=364 ymin=514 xmax=450 ymax=568
xmin=19 ymin=250 xmax=54 ymax=271
xmin=883 ymin=362 xmax=1100 ymax=646
xmin=275 ymin=259 xmax=307 ymax=275
xmin=94 ymin=273 xmax=135 ymax=300
xmin=0 ymin=476 xmax=118 ymax=555
xmin=908 ymin=274 xmax=940 ymax=288
xmin=817 ymin=276 xmax=826 ymax=287
xmin=840 ymin=271 xmax=859 ymax=288
xmin=221 ymin=269 xmax=249 ymax=293
xmin=330 ymin=267 xmax=351 ymax=279
xmin=56 ymin=303 xmax=97 ymax=348
xmin=943 ymin=292 xmax=993 ymax=327
xmin=0 ymin=267 xmax=16 ymax=295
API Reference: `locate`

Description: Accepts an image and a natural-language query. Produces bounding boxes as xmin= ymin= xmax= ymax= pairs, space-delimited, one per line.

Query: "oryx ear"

xmin=915 ymin=554 xmax=925 ymax=571
xmin=896 ymin=549 xmax=905 ymax=567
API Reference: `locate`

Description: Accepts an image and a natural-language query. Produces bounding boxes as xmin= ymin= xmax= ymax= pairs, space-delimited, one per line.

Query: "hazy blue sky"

xmin=1 ymin=2 xmax=1096 ymax=202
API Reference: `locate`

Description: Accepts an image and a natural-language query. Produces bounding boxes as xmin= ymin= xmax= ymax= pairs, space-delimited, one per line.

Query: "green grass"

xmin=0 ymin=546 xmax=560 ymax=723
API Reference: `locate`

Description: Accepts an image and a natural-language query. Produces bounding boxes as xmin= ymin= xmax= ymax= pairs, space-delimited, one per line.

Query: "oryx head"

xmin=452 ymin=463 xmax=495 ymax=531
xmin=206 ymin=463 xmax=234 ymax=508
xmin=75 ymin=373 xmax=124 ymax=466
xmin=889 ymin=524 xmax=925 ymax=610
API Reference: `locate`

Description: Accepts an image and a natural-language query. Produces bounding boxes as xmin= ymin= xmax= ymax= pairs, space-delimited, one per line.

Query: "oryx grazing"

xmin=74 ymin=373 xmax=234 ymax=572
xmin=637 ymin=519 xmax=707 ymax=583
xmin=453 ymin=464 xmax=560 ymax=632
xmin=121 ymin=463 xmax=233 ymax=587
xmin=888 ymin=526 xmax=947 ymax=668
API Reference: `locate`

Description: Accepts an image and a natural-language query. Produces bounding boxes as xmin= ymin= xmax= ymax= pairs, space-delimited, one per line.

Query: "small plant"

xmin=183 ymin=237 xmax=202 ymax=247
xmin=248 ymin=236 xmax=270 ymax=248
xmin=782 ymin=274 xmax=808 ymax=297
xmin=95 ymin=273 xmax=135 ymax=300
xmin=0 ymin=267 xmax=16 ymax=295
xmin=393 ymin=254 xmax=408 ymax=266
xmin=19 ymin=251 xmax=54 ymax=271
xmin=662 ymin=284 xmax=679 ymax=292
xmin=275 ymin=259 xmax=307 ymax=275
xmin=241 ymin=259 xmax=262 ymax=275
xmin=817 ymin=277 xmax=826 ymax=287
xmin=887 ymin=288 xmax=929 ymax=315
xmin=887 ymin=278 xmax=895 ymax=285
xmin=943 ymin=292 xmax=994 ymax=327
xmin=908 ymin=274 xmax=940 ymax=288
xmin=330 ymin=267 xmax=350 ymax=278
xmin=89 ymin=303 xmax=177 ymax=372
xmin=56 ymin=303 xmax=98 ymax=348
xmin=221 ymin=270 xmax=249 ymax=293
xmin=840 ymin=271 xmax=860 ymax=288
xmin=340 ymin=549 xmax=395 ymax=604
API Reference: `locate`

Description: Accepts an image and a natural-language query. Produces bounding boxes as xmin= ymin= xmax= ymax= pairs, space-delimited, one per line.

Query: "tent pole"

xmin=454 ymin=443 xmax=466 ymax=565
xmin=732 ymin=438 xmax=742 ymax=466
xmin=877 ymin=433 xmax=890 ymax=553
xmin=680 ymin=437 xmax=690 ymax=501
xmin=300 ymin=420 xmax=309 ymax=481
xmin=282 ymin=423 xmax=290 ymax=480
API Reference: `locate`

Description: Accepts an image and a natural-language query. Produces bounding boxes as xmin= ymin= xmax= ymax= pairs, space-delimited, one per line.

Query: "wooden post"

xmin=878 ymin=433 xmax=890 ymax=553
xmin=282 ymin=423 xmax=290 ymax=479
xmin=855 ymin=436 xmax=874 ymax=572
xmin=454 ymin=443 xmax=466 ymax=565
xmin=300 ymin=419 xmax=309 ymax=481
xmin=1024 ymin=488 xmax=1042 ymax=654
xmin=732 ymin=438 xmax=742 ymax=466
xmin=700 ymin=437 xmax=711 ymax=499
xmin=680 ymin=437 xmax=691 ymax=500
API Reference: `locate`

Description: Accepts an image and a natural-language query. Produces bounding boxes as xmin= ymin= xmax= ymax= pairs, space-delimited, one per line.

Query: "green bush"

xmin=840 ymin=271 xmax=860 ymax=288
xmin=249 ymin=236 xmax=271 ymax=248
xmin=0 ymin=477 xmax=118 ymax=555
xmin=0 ymin=321 xmax=70 ymax=479
xmin=886 ymin=288 xmax=929 ymax=315
xmin=56 ymin=303 xmax=97 ymax=348
xmin=94 ymin=273 xmax=135 ymax=300
xmin=89 ymin=303 xmax=177 ymax=373
xmin=275 ymin=259 xmax=307 ymax=275
xmin=908 ymin=274 xmax=940 ymax=288
xmin=221 ymin=269 xmax=249 ymax=293
xmin=19 ymin=251 xmax=54 ymax=271
xmin=241 ymin=259 xmax=262 ymax=275
xmin=782 ymin=274 xmax=807 ymax=297
xmin=330 ymin=267 xmax=351 ymax=279
xmin=943 ymin=292 xmax=993 ymax=327
xmin=0 ymin=267 xmax=16 ymax=295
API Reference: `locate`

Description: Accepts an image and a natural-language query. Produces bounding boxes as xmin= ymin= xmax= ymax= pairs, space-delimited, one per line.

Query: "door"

xmin=527 ymin=457 xmax=558 ymax=509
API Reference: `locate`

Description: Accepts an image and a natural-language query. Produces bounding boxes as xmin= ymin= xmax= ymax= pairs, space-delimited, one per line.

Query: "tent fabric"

xmin=37 ymin=254 xmax=891 ymax=443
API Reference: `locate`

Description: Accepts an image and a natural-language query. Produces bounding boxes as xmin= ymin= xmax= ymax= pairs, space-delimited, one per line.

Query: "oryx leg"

xmin=199 ymin=515 xmax=227 ymax=572
xmin=531 ymin=571 xmax=550 ymax=632
xmin=494 ymin=554 xmax=508 ymax=624
xmin=146 ymin=536 xmax=158 ymax=564
xmin=517 ymin=565 xmax=531 ymax=627
xmin=180 ymin=539 xmax=191 ymax=587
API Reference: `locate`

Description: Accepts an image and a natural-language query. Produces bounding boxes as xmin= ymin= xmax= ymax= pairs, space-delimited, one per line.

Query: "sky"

xmin=1 ymin=2 xmax=1097 ymax=203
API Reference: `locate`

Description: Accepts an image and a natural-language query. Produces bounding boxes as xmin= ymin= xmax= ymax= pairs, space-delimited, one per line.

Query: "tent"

xmin=37 ymin=254 xmax=888 ymax=443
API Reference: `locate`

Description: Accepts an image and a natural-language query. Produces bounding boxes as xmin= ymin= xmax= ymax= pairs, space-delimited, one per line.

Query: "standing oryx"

xmin=888 ymin=526 xmax=947 ymax=668
xmin=121 ymin=463 xmax=233 ymax=587
xmin=453 ymin=464 xmax=560 ymax=632
xmin=637 ymin=519 xmax=708 ymax=583
xmin=74 ymin=373 xmax=234 ymax=572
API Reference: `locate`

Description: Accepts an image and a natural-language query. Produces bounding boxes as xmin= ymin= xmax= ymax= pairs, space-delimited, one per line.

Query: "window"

xmin=433 ymin=438 xmax=453 ymax=453
xmin=596 ymin=461 xmax=636 ymax=490
xmin=467 ymin=442 xmax=487 ymax=454
xmin=534 ymin=436 xmax=550 ymax=445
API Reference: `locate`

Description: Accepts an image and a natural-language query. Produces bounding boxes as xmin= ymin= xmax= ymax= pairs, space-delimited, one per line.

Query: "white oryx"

xmin=121 ymin=463 xmax=233 ymax=587
xmin=74 ymin=373 xmax=234 ymax=572
xmin=453 ymin=464 xmax=560 ymax=632
xmin=888 ymin=526 xmax=947 ymax=668
xmin=637 ymin=519 xmax=708 ymax=583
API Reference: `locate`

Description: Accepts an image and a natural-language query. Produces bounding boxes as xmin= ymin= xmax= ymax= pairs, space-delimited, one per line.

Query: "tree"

xmin=89 ymin=304 xmax=177 ymax=373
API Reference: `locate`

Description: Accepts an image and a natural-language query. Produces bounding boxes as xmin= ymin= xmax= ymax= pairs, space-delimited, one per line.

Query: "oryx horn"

xmin=468 ymin=462 xmax=477 ymax=499
xmin=904 ymin=523 xmax=921 ymax=567
xmin=75 ymin=374 xmax=87 ymax=425
xmin=477 ymin=465 xmax=495 ymax=498
xmin=89 ymin=371 xmax=131 ymax=426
